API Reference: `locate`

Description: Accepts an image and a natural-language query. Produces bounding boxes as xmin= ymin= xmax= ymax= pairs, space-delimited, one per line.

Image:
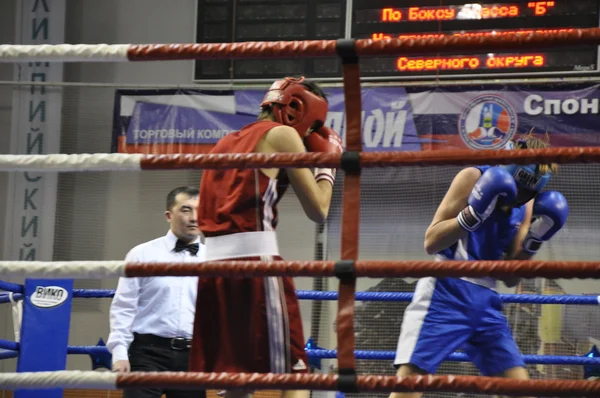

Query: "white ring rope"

xmin=0 ymin=371 xmax=116 ymax=390
xmin=0 ymin=44 xmax=129 ymax=62
xmin=0 ymin=262 xmax=126 ymax=279
xmin=0 ymin=154 xmax=142 ymax=172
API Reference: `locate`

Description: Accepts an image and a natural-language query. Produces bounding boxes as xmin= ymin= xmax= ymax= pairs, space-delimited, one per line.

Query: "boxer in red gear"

xmin=190 ymin=77 xmax=342 ymax=398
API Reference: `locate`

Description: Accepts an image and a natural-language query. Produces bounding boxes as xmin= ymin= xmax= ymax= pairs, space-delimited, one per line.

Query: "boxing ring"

xmin=2 ymin=30 xmax=600 ymax=396
xmin=1 ymin=287 xmax=600 ymax=367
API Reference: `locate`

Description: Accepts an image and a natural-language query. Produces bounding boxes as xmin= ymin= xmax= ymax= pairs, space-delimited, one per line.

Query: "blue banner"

xmin=126 ymin=101 xmax=255 ymax=145
xmin=112 ymin=83 xmax=600 ymax=154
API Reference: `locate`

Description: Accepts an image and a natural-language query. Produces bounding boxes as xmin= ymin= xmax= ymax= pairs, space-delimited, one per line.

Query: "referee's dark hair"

xmin=166 ymin=186 xmax=199 ymax=211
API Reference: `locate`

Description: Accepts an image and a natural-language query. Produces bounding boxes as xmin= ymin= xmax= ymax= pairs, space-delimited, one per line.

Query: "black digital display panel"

xmin=352 ymin=0 xmax=600 ymax=79
xmin=194 ymin=0 xmax=346 ymax=81
xmin=194 ymin=0 xmax=600 ymax=81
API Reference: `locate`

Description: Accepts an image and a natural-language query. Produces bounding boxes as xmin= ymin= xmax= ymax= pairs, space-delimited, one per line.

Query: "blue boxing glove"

xmin=457 ymin=167 xmax=517 ymax=232
xmin=522 ymin=191 xmax=569 ymax=255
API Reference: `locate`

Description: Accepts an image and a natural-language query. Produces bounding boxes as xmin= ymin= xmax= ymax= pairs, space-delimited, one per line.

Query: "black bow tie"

xmin=174 ymin=239 xmax=199 ymax=256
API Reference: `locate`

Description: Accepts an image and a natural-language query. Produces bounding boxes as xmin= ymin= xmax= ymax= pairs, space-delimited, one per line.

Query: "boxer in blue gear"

xmin=389 ymin=135 xmax=568 ymax=398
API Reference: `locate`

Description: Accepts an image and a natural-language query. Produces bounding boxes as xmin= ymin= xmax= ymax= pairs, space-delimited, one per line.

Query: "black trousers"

xmin=124 ymin=335 xmax=206 ymax=398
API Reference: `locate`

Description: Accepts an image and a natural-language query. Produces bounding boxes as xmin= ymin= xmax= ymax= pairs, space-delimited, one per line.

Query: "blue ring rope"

xmin=0 ymin=293 xmax=23 ymax=304
xmin=0 ymin=339 xmax=19 ymax=351
xmin=0 ymin=350 xmax=19 ymax=360
xmin=0 ymin=281 xmax=23 ymax=293
xmin=308 ymin=349 xmax=600 ymax=365
xmin=66 ymin=346 xmax=110 ymax=355
xmin=1 ymin=284 xmax=598 ymax=305
xmin=72 ymin=289 xmax=116 ymax=298
xmin=0 ymin=339 xmax=597 ymax=366
xmin=68 ymin=289 xmax=600 ymax=304
xmin=296 ymin=290 xmax=600 ymax=305
xmin=71 ymin=289 xmax=600 ymax=304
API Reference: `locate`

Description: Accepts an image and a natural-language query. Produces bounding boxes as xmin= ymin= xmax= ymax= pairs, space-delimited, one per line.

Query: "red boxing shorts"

xmin=189 ymin=255 xmax=308 ymax=374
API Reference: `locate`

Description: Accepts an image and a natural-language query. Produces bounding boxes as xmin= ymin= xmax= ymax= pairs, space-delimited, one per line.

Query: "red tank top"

xmin=199 ymin=120 xmax=290 ymax=237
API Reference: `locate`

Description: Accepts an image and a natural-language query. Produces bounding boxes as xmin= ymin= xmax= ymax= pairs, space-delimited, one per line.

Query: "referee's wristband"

xmin=315 ymin=168 xmax=336 ymax=186
xmin=457 ymin=205 xmax=482 ymax=232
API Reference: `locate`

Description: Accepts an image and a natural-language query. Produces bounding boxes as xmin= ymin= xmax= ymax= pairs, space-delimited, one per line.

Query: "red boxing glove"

xmin=304 ymin=127 xmax=343 ymax=186
xmin=304 ymin=126 xmax=343 ymax=154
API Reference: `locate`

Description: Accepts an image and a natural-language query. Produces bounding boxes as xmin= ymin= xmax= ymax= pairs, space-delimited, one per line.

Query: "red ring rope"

xmin=123 ymin=260 xmax=600 ymax=279
xmin=115 ymin=372 xmax=600 ymax=397
xmin=138 ymin=147 xmax=600 ymax=170
xmin=126 ymin=28 xmax=600 ymax=61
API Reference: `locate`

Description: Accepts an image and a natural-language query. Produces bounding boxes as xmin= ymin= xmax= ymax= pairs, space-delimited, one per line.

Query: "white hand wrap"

xmin=457 ymin=205 xmax=482 ymax=232
xmin=521 ymin=216 xmax=553 ymax=254
xmin=314 ymin=168 xmax=336 ymax=186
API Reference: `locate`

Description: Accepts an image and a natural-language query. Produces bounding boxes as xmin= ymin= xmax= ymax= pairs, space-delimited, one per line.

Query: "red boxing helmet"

xmin=260 ymin=76 xmax=328 ymax=137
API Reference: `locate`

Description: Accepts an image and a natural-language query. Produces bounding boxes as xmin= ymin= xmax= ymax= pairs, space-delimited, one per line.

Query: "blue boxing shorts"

xmin=393 ymin=277 xmax=525 ymax=376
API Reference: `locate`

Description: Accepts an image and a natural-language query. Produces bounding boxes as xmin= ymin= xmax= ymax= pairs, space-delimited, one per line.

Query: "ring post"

xmin=15 ymin=279 xmax=74 ymax=398
xmin=334 ymin=38 xmax=362 ymax=394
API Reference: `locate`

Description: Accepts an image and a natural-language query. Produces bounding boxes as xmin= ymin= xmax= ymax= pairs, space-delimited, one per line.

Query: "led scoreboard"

xmin=194 ymin=0 xmax=346 ymax=81
xmin=194 ymin=0 xmax=600 ymax=81
xmin=353 ymin=0 xmax=600 ymax=78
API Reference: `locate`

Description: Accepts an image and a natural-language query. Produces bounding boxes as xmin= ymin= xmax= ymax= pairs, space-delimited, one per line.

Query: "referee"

xmin=107 ymin=186 xmax=206 ymax=398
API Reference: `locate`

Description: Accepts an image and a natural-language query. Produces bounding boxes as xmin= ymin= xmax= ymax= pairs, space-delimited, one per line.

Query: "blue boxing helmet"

xmin=502 ymin=139 xmax=552 ymax=206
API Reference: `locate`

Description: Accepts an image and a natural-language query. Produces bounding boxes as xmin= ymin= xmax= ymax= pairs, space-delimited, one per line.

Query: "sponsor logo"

xmin=515 ymin=167 xmax=540 ymax=189
xmin=459 ymin=94 xmax=517 ymax=150
xmin=31 ymin=286 xmax=68 ymax=308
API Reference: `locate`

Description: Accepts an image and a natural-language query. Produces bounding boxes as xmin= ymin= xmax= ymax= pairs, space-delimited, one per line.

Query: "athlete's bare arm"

xmin=424 ymin=167 xmax=481 ymax=255
xmin=501 ymin=199 xmax=535 ymax=287
xmin=507 ymin=199 xmax=534 ymax=260
xmin=257 ymin=125 xmax=333 ymax=223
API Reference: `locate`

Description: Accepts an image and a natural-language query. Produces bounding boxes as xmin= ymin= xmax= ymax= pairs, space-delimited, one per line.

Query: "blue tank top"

xmin=438 ymin=165 xmax=526 ymax=263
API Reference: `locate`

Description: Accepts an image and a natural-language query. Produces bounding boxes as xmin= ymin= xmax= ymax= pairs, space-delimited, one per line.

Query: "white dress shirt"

xmin=107 ymin=230 xmax=205 ymax=363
